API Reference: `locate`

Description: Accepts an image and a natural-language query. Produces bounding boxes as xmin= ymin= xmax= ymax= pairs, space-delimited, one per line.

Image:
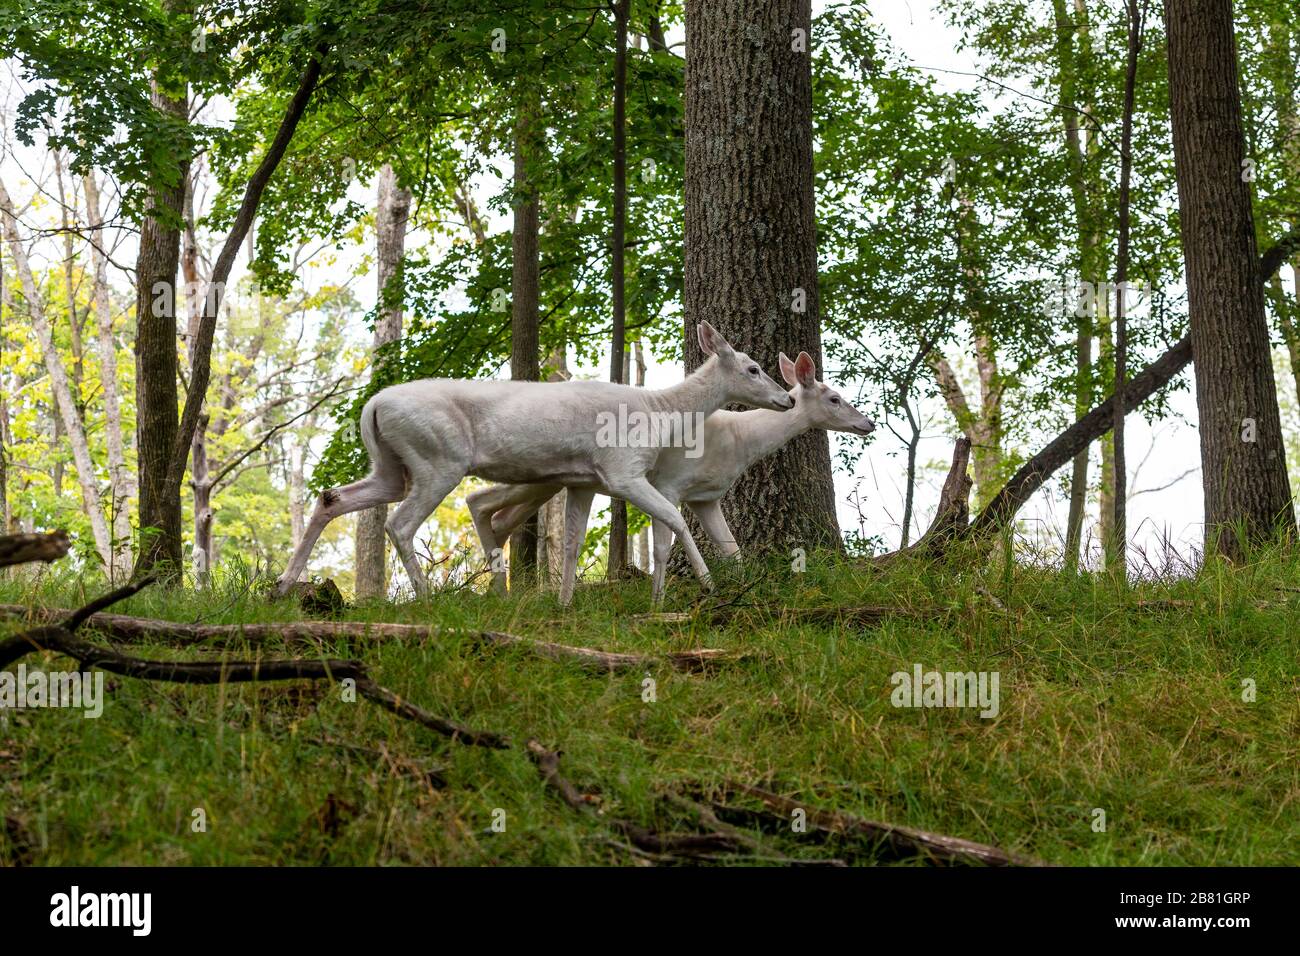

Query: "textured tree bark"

xmin=83 ymin=171 xmax=135 ymax=576
xmin=0 ymin=177 xmax=114 ymax=569
xmin=607 ymin=0 xmax=631 ymax=578
xmin=682 ymin=0 xmax=839 ymax=554
xmin=509 ymin=91 xmax=541 ymax=586
xmin=133 ymin=78 xmax=189 ymax=578
xmin=1164 ymin=0 xmax=1295 ymax=558
xmin=355 ymin=164 xmax=411 ymax=600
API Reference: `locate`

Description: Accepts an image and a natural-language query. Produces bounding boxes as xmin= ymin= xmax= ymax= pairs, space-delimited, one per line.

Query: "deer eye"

xmin=830 ymin=396 xmax=840 ymax=405
xmin=748 ymin=366 xmax=759 ymax=375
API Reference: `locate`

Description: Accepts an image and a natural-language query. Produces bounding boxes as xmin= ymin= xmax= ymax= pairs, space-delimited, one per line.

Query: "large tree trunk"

xmin=682 ymin=0 xmax=839 ymax=553
xmin=508 ymin=92 xmax=542 ymax=587
xmin=133 ymin=79 xmax=189 ymax=577
xmin=83 ymin=171 xmax=135 ymax=577
xmin=0 ymin=178 xmax=114 ymax=569
xmin=1164 ymin=0 xmax=1295 ymax=558
xmin=355 ymin=164 xmax=411 ymax=600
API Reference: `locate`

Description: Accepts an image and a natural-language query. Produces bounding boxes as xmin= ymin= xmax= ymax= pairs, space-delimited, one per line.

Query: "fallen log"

xmin=0 ymin=605 xmax=737 ymax=673
xmin=0 ymin=577 xmax=506 ymax=748
xmin=0 ymin=531 xmax=70 ymax=569
xmin=637 ymin=604 xmax=939 ymax=628
xmin=724 ymin=782 xmax=1041 ymax=867
xmin=525 ymin=739 xmax=746 ymax=860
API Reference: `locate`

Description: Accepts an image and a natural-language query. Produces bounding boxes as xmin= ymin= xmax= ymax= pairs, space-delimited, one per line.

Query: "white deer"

xmin=467 ymin=351 xmax=876 ymax=605
xmin=275 ymin=322 xmax=792 ymax=596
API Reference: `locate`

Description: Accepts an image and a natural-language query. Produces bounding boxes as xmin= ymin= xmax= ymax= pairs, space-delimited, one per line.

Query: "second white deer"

xmin=468 ymin=350 xmax=876 ymax=604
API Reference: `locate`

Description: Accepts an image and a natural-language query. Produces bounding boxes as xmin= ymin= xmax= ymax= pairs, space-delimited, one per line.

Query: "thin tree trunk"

xmin=53 ymin=152 xmax=86 ymax=413
xmin=83 ymin=171 xmax=134 ymax=576
xmin=1056 ymin=0 xmax=1095 ymax=570
xmin=181 ymin=171 xmax=213 ymax=584
xmin=1164 ymin=0 xmax=1295 ymax=557
xmin=634 ymin=341 xmax=650 ymax=570
xmin=537 ymin=349 xmax=572 ymax=586
xmin=508 ymin=90 xmax=542 ymax=587
xmin=0 ymin=178 xmax=114 ymax=568
xmin=289 ymin=437 xmax=307 ymax=549
xmin=607 ymin=0 xmax=631 ymax=579
xmin=355 ymin=164 xmax=411 ymax=600
xmin=1109 ymin=0 xmax=1145 ymax=575
xmin=682 ymin=0 xmax=839 ymax=553
xmin=1097 ymin=300 xmax=1114 ymax=558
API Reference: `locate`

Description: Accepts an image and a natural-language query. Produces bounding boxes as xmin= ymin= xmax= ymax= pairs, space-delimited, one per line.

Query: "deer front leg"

xmin=650 ymin=517 xmax=675 ymax=604
xmin=604 ymin=477 xmax=710 ymax=597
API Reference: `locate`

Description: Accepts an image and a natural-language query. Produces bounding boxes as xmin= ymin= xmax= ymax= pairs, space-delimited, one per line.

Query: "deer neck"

xmin=650 ymin=356 xmax=729 ymax=416
xmin=726 ymin=403 xmax=812 ymax=471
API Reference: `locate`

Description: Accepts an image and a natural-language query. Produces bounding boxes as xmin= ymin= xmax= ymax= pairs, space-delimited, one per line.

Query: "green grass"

xmin=1 ymin=546 xmax=1297 ymax=866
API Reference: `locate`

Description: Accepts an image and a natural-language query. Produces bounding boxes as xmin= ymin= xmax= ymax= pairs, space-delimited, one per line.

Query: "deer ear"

xmin=794 ymin=351 xmax=817 ymax=387
xmin=696 ymin=321 xmax=734 ymax=358
xmin=778 ymin=352 xmax=799 ymax=387
xmin=696 ymin=321 xmax=717 ymax=356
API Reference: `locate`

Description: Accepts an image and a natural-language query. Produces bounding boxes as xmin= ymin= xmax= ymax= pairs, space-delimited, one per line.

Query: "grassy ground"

xmin=1 ymin=546 xmax=1296 ymax=866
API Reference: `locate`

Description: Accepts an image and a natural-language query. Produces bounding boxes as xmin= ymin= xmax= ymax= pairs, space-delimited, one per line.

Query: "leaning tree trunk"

xmin=682 ymin=0 xmax=839 ymax=554
xmin=508 ymin=90 xmax=542 ymax=587
xmin=355 ymin=164 xmax=411 ymax=600
xmin=1164 ymin=0 xmax=1295 ymax=558
xmin=133 ymin=78 xmax=189 ymax=578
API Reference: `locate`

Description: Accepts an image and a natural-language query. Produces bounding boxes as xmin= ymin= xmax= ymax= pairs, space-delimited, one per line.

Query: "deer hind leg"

xmin=384 ymin=463 xmax=466 ymax=597
xmin=467 ymin=484 xmax=556 ymax=595
xmin=276 ymin=472 xmax=405 ymax=595
xmin=687 ymin=499 xmax=740 ymax=558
